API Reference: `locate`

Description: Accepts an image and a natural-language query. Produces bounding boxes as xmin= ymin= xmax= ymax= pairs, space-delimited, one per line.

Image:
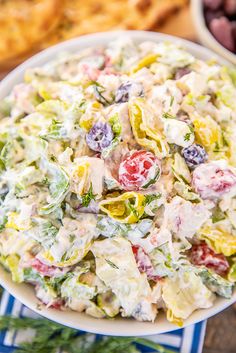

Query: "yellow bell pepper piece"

xmin=128 ymin=98 xmax=169 ymax=158
xmin=199 ymin=226 xmax=236 ymax=256
xmin=130 ymin=54 xmax=159 ymax=74
xmin=80 ymin=117 xmax=94 ymax=131
xmin=40 ymin=243 xmax=91 ymax=268
xmin=73 ymin=162 xmax=90 ymax=196
xmin=192 ymin=115 xmax=223 ymax=150
xmin=92 ymin=101 xmax=102 ymax=110
xmin=79 ymin=102 xmax=102 ymax=131
xmin=5 ymin=212 xmax=31 ymax=231
xmin=224 ymin=125 xmax=236 ymax=167
xmin=228 ymin=262 xmax=236 ymax=282
xmin=167 ymin=309 xmax=183 ymax=327
xmin=99 ymin=192 xmax=145 ymax=224
xmin=5 ymin=254 xmax=24 ymax=283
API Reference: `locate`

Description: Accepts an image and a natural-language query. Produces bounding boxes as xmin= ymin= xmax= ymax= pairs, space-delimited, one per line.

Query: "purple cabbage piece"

xmin=86 ymin=121 xmax=114 ymax=152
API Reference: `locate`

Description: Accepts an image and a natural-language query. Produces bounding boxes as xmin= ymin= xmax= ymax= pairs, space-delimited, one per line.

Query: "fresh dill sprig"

xmin=162 ymin=112 xmax=175 ymax=119
xmin=144 ymin=193 xmax=161 ymax=206
xmin=81 ymin=183 xmax=97 ymax=207
xmin=0 ymin=316 xmax=175 ymax=353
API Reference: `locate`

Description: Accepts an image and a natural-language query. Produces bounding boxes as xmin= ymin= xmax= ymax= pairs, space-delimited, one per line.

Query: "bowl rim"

xmin=191 ymin=0 xmax=236 ymax=65
xmin=0 ymin=30 xmax=235 ymax=336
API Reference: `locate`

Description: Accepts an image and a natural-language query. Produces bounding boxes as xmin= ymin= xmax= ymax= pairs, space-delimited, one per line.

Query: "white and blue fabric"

xmin=0 ymin=289 xmax=206 ymax=353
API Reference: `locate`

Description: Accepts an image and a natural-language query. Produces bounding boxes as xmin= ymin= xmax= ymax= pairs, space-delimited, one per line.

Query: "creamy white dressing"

xmin=0 ymin=37 xmax=236 ymax=323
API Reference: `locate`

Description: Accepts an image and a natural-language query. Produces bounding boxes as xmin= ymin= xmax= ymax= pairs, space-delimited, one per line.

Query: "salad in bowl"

xmin=0 ymin=33 xmax=236 ymax=327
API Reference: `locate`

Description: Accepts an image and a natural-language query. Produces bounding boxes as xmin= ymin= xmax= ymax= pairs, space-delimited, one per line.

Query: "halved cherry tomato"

xmin=190 ymin=242 xmax=229 ymax=276
xmin=119 ymin=150 xmax=161 ymax=191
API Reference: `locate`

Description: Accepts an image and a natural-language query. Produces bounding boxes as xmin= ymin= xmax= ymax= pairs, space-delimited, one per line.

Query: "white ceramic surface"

xmin=191 ymin=0 xmax=236 ymax=65
xmin=0 ymin=31 xmax=235 ymax=336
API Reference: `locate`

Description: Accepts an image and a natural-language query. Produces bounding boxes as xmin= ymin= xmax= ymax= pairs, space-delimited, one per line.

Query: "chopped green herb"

xmin=69 ymin=234 xmax=76 ymax=243
xmin=189 ymin=125 xmax=194 ymax=133
xmin=162 ymin=112 xmax=175 ymax=119
xmin=93 ymin=84 xmax=114 ymax=106
xmin=213 ymin=141 xmax=220 ymax=152
xmin=170 ymin=96 xmax=174 ymax=107
xmin=222 ymin=133 xmax=229 ymax=147
xmin=81 ymin=183 xmax=97 ymax=207
xmin=127 ymin=200 xmax=139 ymax=219
xmin=212 ymin=207 xmax=226 ymax=223
xmin=184 ymin=132 xmax=192 ymax=141
xmin=105 ymin=259 xmax=119 ymax=269
xmin=0 ymin=216 xmax=7 ymax=232
xmin=144 ymin=193 xmax=161 ymax=206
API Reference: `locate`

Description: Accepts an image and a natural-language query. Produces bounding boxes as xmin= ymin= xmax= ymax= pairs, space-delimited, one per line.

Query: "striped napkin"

xmin=0 ymin=289 xmax=206 ymax=353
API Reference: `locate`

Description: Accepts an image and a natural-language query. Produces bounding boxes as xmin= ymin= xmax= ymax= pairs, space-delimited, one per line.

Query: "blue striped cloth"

xmin=0 ymin=289 xmax=206 ymax=353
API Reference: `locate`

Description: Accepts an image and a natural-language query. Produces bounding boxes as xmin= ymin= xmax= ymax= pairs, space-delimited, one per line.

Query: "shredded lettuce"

xmin=40 ymin=161 xmax=69 ymax=214
xmin=198 ymin=268 xmax=233 ymax=299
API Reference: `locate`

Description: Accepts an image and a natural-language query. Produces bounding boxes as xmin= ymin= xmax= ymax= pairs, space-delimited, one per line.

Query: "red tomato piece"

xmin=31 ymin=258 xmax=61 ymax=277
xmin=118 ymin=150 xmax=161 ymax=191
xmin=190 ymin=242 xmax=229 ymax=276
xmin=49 ymin=299 xmax=65 ymax=310
xmin=192 ymin=162 xmax=236 ymax=199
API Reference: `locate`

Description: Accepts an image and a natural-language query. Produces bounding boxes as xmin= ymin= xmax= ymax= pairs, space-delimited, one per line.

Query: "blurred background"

xmin=0 ymin=1 xmax=236 ymax=352
xmin=0 ymin=0 xmax=192 ymax=78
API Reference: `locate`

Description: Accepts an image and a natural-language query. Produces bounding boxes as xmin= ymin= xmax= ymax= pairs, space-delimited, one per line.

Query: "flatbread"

xmin=41 ymin=0 xmax=188 ymax=46
xmin=0 ymin=0 xmax=63 ymax=63
xmin=0 ymin=0 xmax=188 ymax=69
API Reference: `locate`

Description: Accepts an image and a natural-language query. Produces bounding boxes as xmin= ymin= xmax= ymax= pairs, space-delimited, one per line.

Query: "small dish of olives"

xmin=191 ymin=0 xmax=236 ymax=64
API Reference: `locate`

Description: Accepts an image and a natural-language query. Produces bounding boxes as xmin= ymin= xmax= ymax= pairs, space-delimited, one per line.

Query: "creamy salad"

xmin=1 ymin=37 xmax=236 ymax=325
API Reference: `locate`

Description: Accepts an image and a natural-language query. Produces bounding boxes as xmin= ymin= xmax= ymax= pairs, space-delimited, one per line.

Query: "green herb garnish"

xmin=162 ymin=112 xmax=175 ymax=119
xmin=184 ymin=132 xmax=192 ymax=141
xmin=212 ymin=207 xmax=226 ymax=223
xmin=105 ymin=259 xmax=119 ymax=269
xmin=127 ymin=200 xmax=139 ymax=219
xmin=0 ymin=316 xmax=175 ymax=353
xmin=144 ymin=193 xmax=161 ymax=206
xmin=81 ymin=183 xmax=97 ymax=207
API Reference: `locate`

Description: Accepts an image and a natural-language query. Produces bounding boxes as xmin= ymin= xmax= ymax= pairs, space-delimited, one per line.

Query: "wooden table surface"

xmin=0 ymin=4 xmax=235 ymax=353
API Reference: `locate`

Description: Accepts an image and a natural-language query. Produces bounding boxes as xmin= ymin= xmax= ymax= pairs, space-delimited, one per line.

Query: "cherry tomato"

xmin=192 ymin=162 xmax=236 ymax=199
xmin=190 ymin=242 xmax=229 ymax=276
xmin=119 ymin=150 xmax=161 ymax=191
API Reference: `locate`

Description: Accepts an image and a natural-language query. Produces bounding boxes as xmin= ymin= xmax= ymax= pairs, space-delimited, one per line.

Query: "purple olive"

xmin=232 ymin=21 xmax=236 ymax=39
xmin=224 ymin=0 xmax=236 ymax=16
xmin=86 ymin=121 xmax=114 ymax=152
xmin=115 ymin=81 xmax=144 ymax=103
xmin=182 ymin=144 xmax=208 ymax=169
xmin=204 ymin=9 xmax=224 ymax=25
xmin=203 ymin=0 xmax=223 ymax=10
xmin=174 ymin=67 xmax=191 ymax=80
xmin=209 ymin=16 xmax=235 ymax=52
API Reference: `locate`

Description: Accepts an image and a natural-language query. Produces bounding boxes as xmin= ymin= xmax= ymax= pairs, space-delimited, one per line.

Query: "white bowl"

xmin=0 ymin=30 xmax=235 ymax=336
xmin=191 ymin=0 xmax=236 ymax=65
